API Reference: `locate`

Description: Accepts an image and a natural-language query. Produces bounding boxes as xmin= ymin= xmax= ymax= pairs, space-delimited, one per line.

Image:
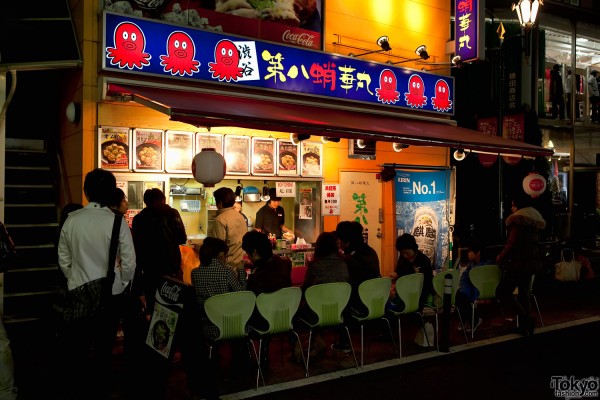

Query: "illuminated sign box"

xmin=454 ymin=0 xmax=485 ymax=63
xmin=103 ymin=12 xmax=455 ymax=116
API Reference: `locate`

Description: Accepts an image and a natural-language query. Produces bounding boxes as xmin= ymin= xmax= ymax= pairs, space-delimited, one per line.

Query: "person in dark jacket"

xmin=243 ymin=230 xmax=292 ymax=295
xmin=391 ymin=233 xmax=433 ymax=312
xmin=549 ymin=63 xmax=565 ymax=120
xmin=496 ymin=195 xmax=546 ymax=336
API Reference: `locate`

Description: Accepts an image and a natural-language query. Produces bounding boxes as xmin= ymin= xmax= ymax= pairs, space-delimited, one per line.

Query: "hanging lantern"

xmin=522 ymin=172 xmax=546 ymax=198
xmin=191 ymin=148 xmax=226 ymax=187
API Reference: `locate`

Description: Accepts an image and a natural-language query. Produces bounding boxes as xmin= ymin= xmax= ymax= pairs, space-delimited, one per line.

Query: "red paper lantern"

xmin=192 ymin=148 xmax=226 ymax=187
xmin=522 ymin=172 xmax=546 ymax=198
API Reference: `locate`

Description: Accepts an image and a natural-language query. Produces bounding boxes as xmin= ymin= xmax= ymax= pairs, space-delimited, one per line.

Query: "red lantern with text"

xmin=192 ymin=148 xmax=226 ymax=187
xmin=522 ymin=172 xmax=546 ymax=198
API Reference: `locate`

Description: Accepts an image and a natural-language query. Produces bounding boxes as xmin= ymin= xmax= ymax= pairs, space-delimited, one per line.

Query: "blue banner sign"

xmin=395 ymin=170 xmax=450 ymax=270
xmin=103 ymin=12 xmax=455 ymax=115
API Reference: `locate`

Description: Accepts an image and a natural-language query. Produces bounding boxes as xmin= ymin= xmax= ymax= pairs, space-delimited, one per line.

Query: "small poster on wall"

xmin=98 ymin=126 xmax=131 ymax=171
xmin=165 ymin=130 xmax=194 ymax=173
xmin=322 ymin=183 xmax=340 ymax=216
xmin=224 ymin=135 xmax=250 ymax=175
xmin=251 ymin=137 xmax=275 ymax=176
xmin=196 ymin=133 xmax=223 ymax=155
xmin=133 ymin=128 xmax=164 ymax=172
xmin=277 ymin=139 xmax=299 ymax=176
xmin=300 ymin=142 xmax=322 ymax=177
xmin=299 ymin=188 xmax=313 ymax=219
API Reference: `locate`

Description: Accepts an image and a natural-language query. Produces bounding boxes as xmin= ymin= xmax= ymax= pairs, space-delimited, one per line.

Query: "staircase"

xmin=3 ymin=143 xmax=64 ymax=326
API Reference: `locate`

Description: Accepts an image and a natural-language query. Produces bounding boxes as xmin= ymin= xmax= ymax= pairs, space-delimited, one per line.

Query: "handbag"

xmin=554 ymin=248 xmax=581 ymax=282
xmin=63 ymin=215 xmax=122 ymax=322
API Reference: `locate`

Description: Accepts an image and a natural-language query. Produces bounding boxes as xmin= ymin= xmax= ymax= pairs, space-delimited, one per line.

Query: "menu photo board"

xmin=165 ymin=130 xmax=194 ymax=173
xmin=300 ymin=141 xmax=323 ymax=177
xmin=196 ymin=133 xmax=223 ymax=155
xmin=251 ymin=137 xmax=275 ymax=176
xmin=224 ymin=135 xmax=250 ymax=175
xmin=277 ymin=139 xmax=299 ymax=176
xmin=133 ymin=128 xmax=164 ymax=172
xmin=98 ymin=126 xmax=131 ymax=171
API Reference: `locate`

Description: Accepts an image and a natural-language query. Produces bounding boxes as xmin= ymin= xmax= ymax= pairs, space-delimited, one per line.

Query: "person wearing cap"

xmin=588 ymin=70 xmax=599 ymax=123
xmin=254 ymin=188 xmax=291 ymax=239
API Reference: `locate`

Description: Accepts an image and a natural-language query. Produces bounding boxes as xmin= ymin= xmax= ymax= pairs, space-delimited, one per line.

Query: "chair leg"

xmin=343 ymin=325 xmax=359 ymax=369
xmin=248 ymin=338 xmax=264 ymax=388
xmin=290 ymin=330 xmax=306 ymax=371
xmin=454 ymin=307 xmax=469 ymax=343
xmin=255 ymin=338 xmax=263 ymax=389
xmin=531 ymin=294 xmax=544 ymax=327
xmin=418 ymin=313 xmax=431 ymax=349
xmin=305 ymin=330 xmax=313 ymax=377
xmin=382 ymin=317 xmax=398 ymax=358
xmin=471 ymin=303 xmax=476 ymax=339
xmin=360 ymin=324 xmax=364 ymax=367
xmin=434 ymin=313 xmax=439 ymax=352
xmin=397 ymin=316 xmax=402 ymax=358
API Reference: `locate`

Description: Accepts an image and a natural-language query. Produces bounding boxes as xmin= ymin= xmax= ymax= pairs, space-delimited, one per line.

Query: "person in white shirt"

xmin=58 ymin=168 xmax=136 ymax=399
xmin=588 ymin=70 xmax=599 ymax=123
xmin=565 ymin=69 xmax=581 ymax=120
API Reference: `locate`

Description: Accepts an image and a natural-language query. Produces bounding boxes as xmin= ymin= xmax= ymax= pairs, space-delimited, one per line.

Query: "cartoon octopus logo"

xmin=404 ymin=74 xmax=427 ymax=108
xmin=431 ymin=79 xmax=453 ymax=112
xmin=207 ymin=40 xmax=244 ymax=82
xmin=106 ymin=22 xmax=151 ymax=70
xmin=159 ymin=31 xmax=200 ymax=76
xmin=375 ymin=69 xmax=400 ymax=104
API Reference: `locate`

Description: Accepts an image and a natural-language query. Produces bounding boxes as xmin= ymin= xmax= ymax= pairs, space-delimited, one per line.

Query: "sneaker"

xmin=330 ymin=343 xmax=352 ymax=353
xmin=472 ymin=318 xmax=483 ymax=333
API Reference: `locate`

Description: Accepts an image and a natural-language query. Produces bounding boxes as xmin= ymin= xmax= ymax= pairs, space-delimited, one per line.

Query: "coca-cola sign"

xmin=282 ymin=30 xmax=315 ymax=48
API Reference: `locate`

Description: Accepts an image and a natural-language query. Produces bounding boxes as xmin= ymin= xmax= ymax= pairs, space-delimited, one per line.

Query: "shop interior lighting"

xmin=290 ymin=133 xmax=311 ymax=145
xmin=453 ymin=149 xmax=467 ymax=161
xmin=415 ymin=45 xmax=430 ymax=60
xmin=321 ymin=136 xmax=341 ymax=143
xmin=393 ymin=143 xmax=409 ymax=152
xmin=356 ymin=139 xmax=367 ymax=149
xmin=350 ymin=35 xmax=392 ymax=57
xmin=260 ymin=181 xmax=270 ymax=202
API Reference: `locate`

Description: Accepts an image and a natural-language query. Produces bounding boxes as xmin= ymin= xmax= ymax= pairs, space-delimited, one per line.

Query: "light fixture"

xmin=392 ymin=143 xmax=409 ymax=152
xmin=351 ymin=35 xmax=392 ymax=57
xmin=512 ymin=0 xmax=542 ymax=29
xmin=451 ymin=55 xmax=464 ymax=68
xmin=415 ymin=45 xmax=430 ymax=60
xmin=260 ymin=182 xmax=270 ymax=202
xmin=66 ymin=101 xmax=80 ymax=124
xmin=453 ymin=149 xmax=466 ymax=161
xmin=357 ymin=139 xmax=367 ymax=149
xmin=547 ymin=139 xmax=555 ymax=149
xmin=290 ymin=133 xmax=311 ymax=145
xmin=192 ymin=148 xmax=226 ymax=187
xmin=321 ymin=136 xmax=341 ymax=143
xmin=235 ymin=180 xmax=243 ymax=197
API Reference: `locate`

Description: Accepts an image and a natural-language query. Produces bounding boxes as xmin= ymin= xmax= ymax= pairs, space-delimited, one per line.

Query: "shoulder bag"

xmin=63 ymin=215 xmax=122 ymax=322
xmin=554 ymin=248 xmax=581 ymax=282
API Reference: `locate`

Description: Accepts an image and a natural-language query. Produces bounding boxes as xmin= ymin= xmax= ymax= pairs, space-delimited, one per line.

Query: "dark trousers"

xmin=590 ymin=96 xmax=600 ymax=121
xmin=495 ymin=268 xmax=532 ymax=325
xmin=566 ymin=94 xmax=580 ymax=119
xmin=551 ymin=94 xmax=565 ymax=119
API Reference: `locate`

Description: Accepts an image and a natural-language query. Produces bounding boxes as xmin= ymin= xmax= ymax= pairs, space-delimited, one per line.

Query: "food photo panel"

xmin=251 ymin=137 xmax=275 ymax=176
xmin=133 ymin=128 xmax=164 ymax=172
xmin=165 ymin=130 xmax=194 ymax=173
xmin=224 ymin=135 xmax=250 ymax=175
xmin=300 ymin=141 xmax=323 ymax=177
xmin=98 ymin=126 xmax=131 ymax=171
xmin=277 ymin=139 xmax=299 ymax=176
xmin=196 ymin=133 xmax=224 ymax=155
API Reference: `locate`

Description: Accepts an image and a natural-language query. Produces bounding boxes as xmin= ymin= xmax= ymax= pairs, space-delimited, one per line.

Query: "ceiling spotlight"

xmin=377 ymin=36 xmax=392 ymax=52
xmin=415 ymin=45 xmax=430 ymax=60
xmin=393 ymin=143 xmax=409 ymax=152
xmin=356 ymin=139 xmax=367 ymax=149
xmin=321 ymin=136 xmax=341 ymax=143
xmin=453 ymin=149 xmax=466 ymax=161
xmin=290 ymin=132 xmax=311 ymax=145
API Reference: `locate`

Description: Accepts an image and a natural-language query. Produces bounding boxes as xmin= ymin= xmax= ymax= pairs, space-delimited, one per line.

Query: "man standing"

xmin=588 ymin=70 xmax=599 ymax=123
xmin=209 ymin=187 xmax=247 ymax=270
xmin=549 ymin=64 xmax=565 ymax=120
xmin=58 ymin=168 xmax=136 ymax=399
xmin=255 ymin=188 xmax=291 ymax=239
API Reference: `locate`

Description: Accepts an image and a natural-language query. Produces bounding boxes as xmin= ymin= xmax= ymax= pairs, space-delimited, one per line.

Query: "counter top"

xmin=274 ymin=247 xmax=314 ymax=255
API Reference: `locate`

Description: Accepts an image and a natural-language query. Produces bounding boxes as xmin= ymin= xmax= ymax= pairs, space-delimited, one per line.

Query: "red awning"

xmin=105 ymin=82 xmax=553 ymax=158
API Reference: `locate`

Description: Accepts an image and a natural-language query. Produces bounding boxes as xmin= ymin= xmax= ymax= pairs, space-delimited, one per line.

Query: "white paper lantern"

xmin=192 ymin=148 xmax=226 ymax=187
xmin=522 ymin=172 xmax=546 ymax=198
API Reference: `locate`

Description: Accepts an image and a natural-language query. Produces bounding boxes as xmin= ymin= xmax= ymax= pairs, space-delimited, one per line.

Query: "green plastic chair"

xmin=469 ymin=264 xmax=503 ymax=339
xmin=249 ymin=287 xmax=305 ymax=387
xmin=387 ymin=273 xmax=430 ymax=357
xmin=351 ymin=277 xmax=397 ymax=366
xmin=299 ymin=282 xmax=359 ymax=377
xmin=430 ymin=269 xmax=468 ymax=349
xmin=203 ymin=291 xmax=263 ymax=382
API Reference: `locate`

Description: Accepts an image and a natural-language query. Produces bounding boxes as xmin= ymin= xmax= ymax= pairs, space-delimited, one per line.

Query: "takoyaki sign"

xmin=103 ymin=12 xmax=455 ymax=115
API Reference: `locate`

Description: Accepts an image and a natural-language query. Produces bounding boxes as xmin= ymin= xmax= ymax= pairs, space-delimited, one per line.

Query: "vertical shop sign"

xmin=395 ymin=170 xmax=450 ymax=270
xmin=502 ymin=113 xmax=524 ymax=165
xmin=454 ymin=0 xmax=485 ymax=63
xmin=477 ymin=117 xmax=499 ymax=167
xmin=299 ymin=188 xmax=313 ymax=219
xmin=322 ymin=184 xmax=340 ymax=216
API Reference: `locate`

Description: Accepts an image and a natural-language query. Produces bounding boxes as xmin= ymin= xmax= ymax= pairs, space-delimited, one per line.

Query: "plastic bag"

xmin=554 ymin=249 xmax=581 ymax=282
xmin=414 ymin=322 xmax=435 ymax=347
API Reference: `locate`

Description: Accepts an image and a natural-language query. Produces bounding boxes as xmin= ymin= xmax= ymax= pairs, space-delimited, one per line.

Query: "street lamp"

xmin=512 ymin=0 xmax=542 ymax=30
